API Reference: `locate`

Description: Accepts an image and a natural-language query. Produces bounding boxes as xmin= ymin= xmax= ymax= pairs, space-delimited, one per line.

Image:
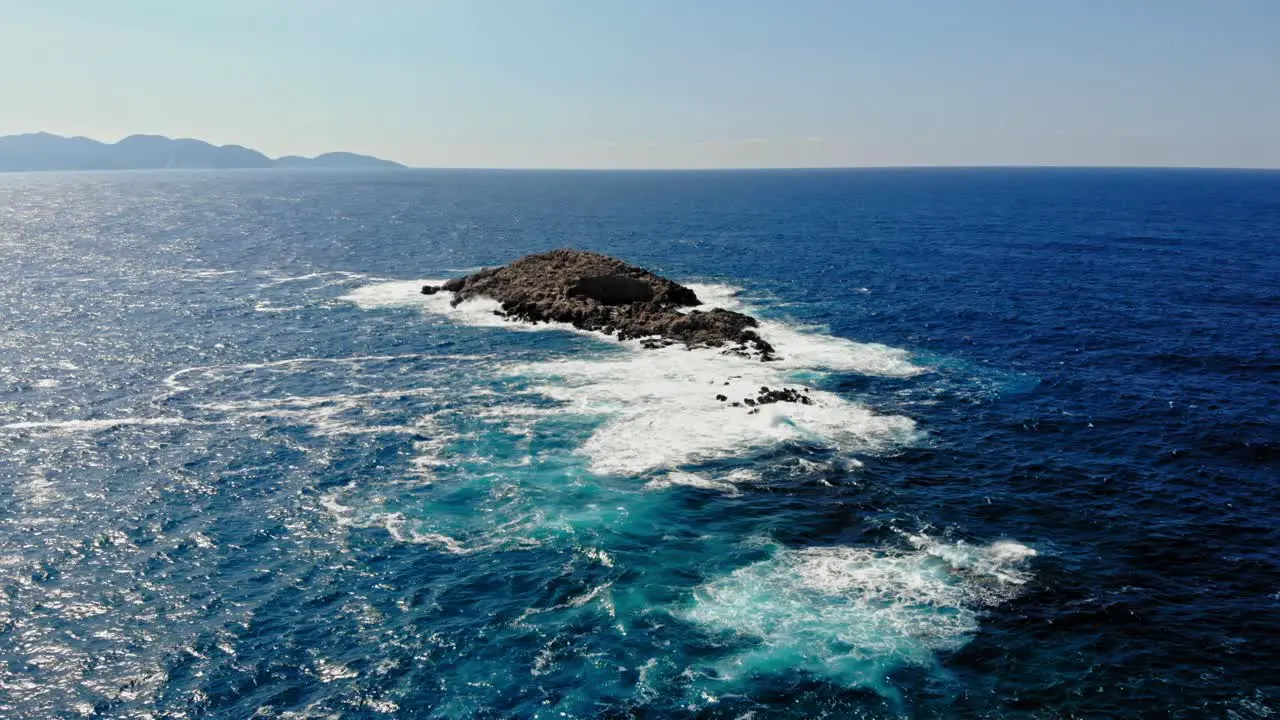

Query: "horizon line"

xmin=4 ymin=133 xmax=1279 ymax=173
xmin=3 ymin=164 xmax=1280 ymax=175
xmin=391 ymin=164 xmax=1280 ymax=172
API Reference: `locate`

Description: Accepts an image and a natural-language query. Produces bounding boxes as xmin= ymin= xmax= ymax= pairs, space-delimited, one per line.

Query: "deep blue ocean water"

xmin=0 ymin=168 xmax=1276 ymax=719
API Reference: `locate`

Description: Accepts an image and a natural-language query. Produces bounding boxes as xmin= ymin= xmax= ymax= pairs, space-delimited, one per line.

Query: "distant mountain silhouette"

xmin=275 ymin=152 xmax=405 ymax=170
xmin=0 ymin=133 xmax=406 ymax=172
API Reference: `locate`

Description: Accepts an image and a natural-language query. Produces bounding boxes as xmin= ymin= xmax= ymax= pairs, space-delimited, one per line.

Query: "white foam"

xmin=511 ymin=345 xmax=917 ymax=475
xmin=681 ymin=538 xmax=1036 ymax=688
xmin=514 ymin=581 xmax=616 ymax=627
xmin=645 ymin=471 xmax=744 ymax=495
xmin=644 ymin=469 xmax=761 ymax=495
xmin=163 ymin=353 xmax=487 ymax=393
xmin=180 ymin=268 xmax=239 ymax=279
xmin=339 ymin=280 xmax=512 ymax=328
xmin=314 ymin=658 xmax=358 ymax=683
xmin=760 ymin=319 xmax=920 ymax=377
xmin=906 ymin=534 xmax=1038 ymax=589
xmin=319 ymin=489 xmax=539 ymax=555
xmin=0 ymin=417 xmax=198 ymax=433
xmin=157 ymin=355 xmax=492 ymax=440
xmin=260 ymin=270 xmax=383 ymax=288
xmin=582 ymin=546 xmax=615 ymax=568
xmin=253 ymin=301 xmax=305 ymax=313
xmin=684 ymin=283 xmax=922 ymax=377
xmin=336 ymin=279 xmax=427 ymax=309
xmin=193 ymin=390 xmax=438 ymax=436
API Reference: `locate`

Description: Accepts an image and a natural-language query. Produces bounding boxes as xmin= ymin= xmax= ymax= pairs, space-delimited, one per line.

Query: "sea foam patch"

xmin=511 ymin=346 xmax=918 ymax=475
xmin=340 ymin=280 xmax=534 ymax=330
xmin=683 ymin=283 xmax=922 ymax=378
xmin=681 ymin=536 xmax=1037 ymax=689
xmin=0 ymin=417 xmax=203 ymax=433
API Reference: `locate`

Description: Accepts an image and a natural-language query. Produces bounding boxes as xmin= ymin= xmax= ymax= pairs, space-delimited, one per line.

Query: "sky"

xmin=1 ymin=0 xmax=1278 ymax=169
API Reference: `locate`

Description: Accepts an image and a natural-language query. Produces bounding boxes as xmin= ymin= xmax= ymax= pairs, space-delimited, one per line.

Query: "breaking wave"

xmin=681 ymin=536 xmax=1037 ymax=690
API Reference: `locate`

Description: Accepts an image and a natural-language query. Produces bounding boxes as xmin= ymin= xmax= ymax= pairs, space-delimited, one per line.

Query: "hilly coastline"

xmin=0 ymin=132 xmax=406 ymax=172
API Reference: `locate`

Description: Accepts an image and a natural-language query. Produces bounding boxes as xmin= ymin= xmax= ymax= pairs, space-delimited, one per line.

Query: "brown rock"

xmin=439 ymin=249 xmax=775 ymax=358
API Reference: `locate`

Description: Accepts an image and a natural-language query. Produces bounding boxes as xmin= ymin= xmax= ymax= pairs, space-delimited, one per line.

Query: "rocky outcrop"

xmin=719 ymin=386 xmax=813 ymax=413
xmin=424 ymin=249 xmax=775 ymax=359
xmin=752 ymin=386 xmax=813 ymax=406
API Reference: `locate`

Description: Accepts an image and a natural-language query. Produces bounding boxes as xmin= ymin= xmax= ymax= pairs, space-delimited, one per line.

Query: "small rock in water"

xmin=729 ymin=386 xmax=815 ymax=412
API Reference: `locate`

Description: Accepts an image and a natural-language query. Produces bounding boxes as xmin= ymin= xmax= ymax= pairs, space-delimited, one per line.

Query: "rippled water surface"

xmin=0 ymin=169 xmax=1276 ymax=718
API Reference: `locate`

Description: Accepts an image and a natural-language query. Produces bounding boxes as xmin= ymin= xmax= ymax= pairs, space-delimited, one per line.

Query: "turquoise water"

xmin=0 ymin=169 xmax=1276 ymax=718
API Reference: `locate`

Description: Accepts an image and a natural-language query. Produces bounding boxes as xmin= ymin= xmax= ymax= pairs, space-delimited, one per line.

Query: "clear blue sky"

xmin=2 ymin=0 xmax=1277 ymax=168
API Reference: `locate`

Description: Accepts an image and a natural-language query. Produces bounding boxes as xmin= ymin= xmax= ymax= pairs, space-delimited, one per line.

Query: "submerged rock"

xmin=715 ymin=385 xmax=813 ymax=411
xmin=754 ymin=387 xmax=812 ymax=406
xmin=429 ymin=249 xmax=776 ymax=359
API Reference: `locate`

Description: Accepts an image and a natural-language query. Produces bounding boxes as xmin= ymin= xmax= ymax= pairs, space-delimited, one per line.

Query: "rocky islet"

xmin=423 ymin=249 xmax=823 ymax=411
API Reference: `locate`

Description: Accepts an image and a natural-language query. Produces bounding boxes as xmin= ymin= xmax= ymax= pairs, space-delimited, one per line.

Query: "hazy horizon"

xmin=10 ymin=129 xmax=1280 ymax=171
xmin=3 ymin=1 xmax=1278 ymax=169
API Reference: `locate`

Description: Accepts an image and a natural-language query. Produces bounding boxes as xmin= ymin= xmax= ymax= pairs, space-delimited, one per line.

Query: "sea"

xmin=0 ymin=168 xmax=1276 ymax=719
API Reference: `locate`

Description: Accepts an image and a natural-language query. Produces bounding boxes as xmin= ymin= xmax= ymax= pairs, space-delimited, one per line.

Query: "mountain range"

xmin=0 ymin=133 xmax=406 ymax=172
